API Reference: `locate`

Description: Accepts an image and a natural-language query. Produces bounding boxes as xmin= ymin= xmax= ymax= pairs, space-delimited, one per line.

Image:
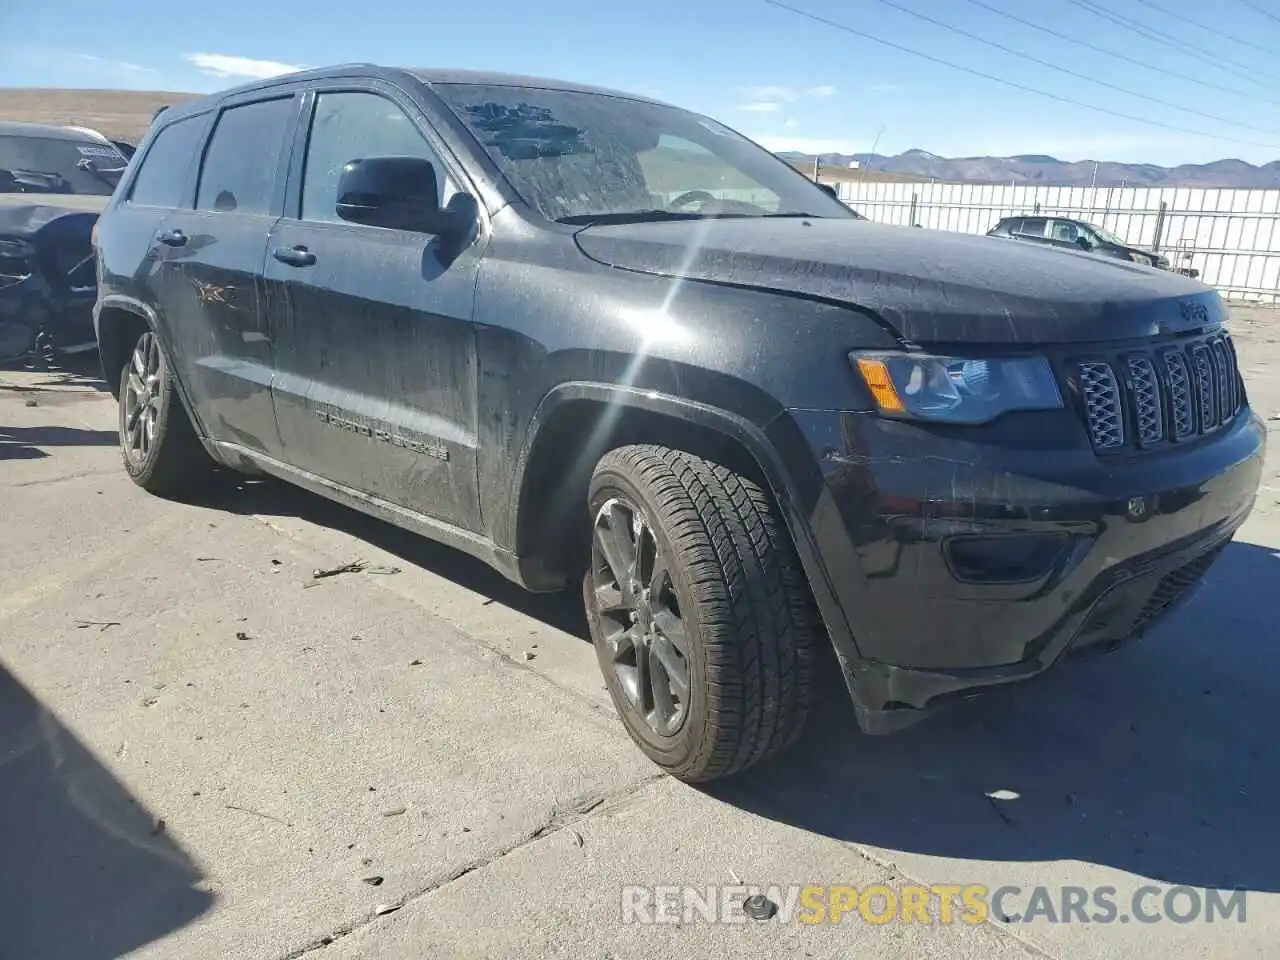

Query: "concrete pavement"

xmin=2 ymin=306 xmax=1279 ymax=959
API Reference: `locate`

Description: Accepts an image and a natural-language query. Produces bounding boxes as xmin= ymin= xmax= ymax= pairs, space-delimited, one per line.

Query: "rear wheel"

xmin=583 ymin=444 xmax=820 ymax=783
xmin=118 ymin=329 xmax=211 ymax=494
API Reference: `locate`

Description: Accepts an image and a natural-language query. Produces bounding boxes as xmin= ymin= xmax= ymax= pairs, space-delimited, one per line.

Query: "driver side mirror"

xmin=336 ymin=156 xmax=460 ymax=235
xmin=1075 ymin=235 xmax=1092 ymax=250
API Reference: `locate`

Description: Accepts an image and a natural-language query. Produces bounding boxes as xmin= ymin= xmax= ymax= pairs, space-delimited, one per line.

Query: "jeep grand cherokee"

xmin=92 ymin=65 xmax=1265 ymax=783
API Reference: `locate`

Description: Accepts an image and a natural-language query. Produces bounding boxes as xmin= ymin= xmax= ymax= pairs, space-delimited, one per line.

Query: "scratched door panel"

xmin=264 ymin=216 xmax=483 ymax=534
xmin=158 ymin=208 xmax=281 ymax=454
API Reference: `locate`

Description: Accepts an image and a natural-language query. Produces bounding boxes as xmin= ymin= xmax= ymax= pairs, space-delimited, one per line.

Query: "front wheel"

xmin=583 ymin=444 xmax=820 ymax=783
xmin=117 ymin=329 xmax=211 ymax=494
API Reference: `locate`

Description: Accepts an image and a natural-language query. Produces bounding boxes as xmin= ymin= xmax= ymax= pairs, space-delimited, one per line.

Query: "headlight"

xmin=1128 ymin=251 xmax=1153 ymax=266
xmin=851 ymin=351 xmax=1063 ymax=424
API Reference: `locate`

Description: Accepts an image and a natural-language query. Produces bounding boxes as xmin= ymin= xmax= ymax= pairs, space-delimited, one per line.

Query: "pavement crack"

xmin=275 ymin=773 xmax=666 ymax=959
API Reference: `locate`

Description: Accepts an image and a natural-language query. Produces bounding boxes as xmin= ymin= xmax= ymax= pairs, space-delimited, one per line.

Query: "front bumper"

xmin=784 ymin=405 xmax=1266 ymax=730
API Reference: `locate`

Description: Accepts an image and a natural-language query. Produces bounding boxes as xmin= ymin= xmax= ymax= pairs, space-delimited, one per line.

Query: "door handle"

xmin=157 ymin=228 xmax=188 ymax=247
xmin=273 ymin=245 xmax=317 ymax=267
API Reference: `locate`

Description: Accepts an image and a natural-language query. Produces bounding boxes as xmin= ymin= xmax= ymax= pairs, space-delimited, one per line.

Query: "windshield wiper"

xmin=556 ymin=209 xmax=759 ymax=226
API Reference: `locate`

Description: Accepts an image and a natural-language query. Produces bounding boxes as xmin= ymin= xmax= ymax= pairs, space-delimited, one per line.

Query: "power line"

xmin=1237 ymin=0 xmax=1280 ymax=26
xmin=1131 ymin=0 xmax=1275 ymax=56
xmin=961 ymin=0 xmax=1280 ymax=109
xmin=761 ymin=0 xmax=1280 ymax=150
xmin=1064 ymin=0 xmax=1280 ymax=90
xmin=862 ymin=0 xmax=1280 ymax=141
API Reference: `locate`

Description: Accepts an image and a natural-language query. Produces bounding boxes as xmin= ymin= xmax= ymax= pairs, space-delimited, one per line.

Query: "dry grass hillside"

xmin=0 ymin=87 xmax=200 ymax=143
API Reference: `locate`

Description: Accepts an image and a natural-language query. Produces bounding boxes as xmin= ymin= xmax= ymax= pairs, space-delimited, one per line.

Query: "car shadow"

xmin=0 ymin=661 xmax=213 ymax=960
xmin=0 ymin=424 xmax=119 ymax=460
xmin=707 ymin=536 xmax=1280 ymax=895
xmin=188 ymin=474 xmax=589 ymax=639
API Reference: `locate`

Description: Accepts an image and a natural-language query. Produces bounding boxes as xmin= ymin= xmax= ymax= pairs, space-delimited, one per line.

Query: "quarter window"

xmin=300 ymin=91 xmax=453 ymax=224
xmin=130 ymin=116 xmax=205 ymax=207
xmin=196 ymin=97 xmax=296 ymax=216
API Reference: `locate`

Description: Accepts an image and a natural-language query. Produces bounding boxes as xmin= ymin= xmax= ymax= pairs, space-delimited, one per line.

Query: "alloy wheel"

xmin=589 ymin=496 xmax=692 ymax=737
xmin=122 ymin=332 xmax=162 ymax=464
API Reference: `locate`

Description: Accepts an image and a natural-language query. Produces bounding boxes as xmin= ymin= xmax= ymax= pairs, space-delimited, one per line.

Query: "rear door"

xmin=153 ymin=91 xmax=303 ymax=458
xmin=95 ymin=111 xmax=209 ymax=366
xmin=263 ymin=81 xmax=485 ymax=533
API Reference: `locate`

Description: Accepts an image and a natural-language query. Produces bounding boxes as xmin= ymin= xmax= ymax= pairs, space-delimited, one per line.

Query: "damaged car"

xmin=92 ymin=66 xmax=1264 ymax=783
xmin=0 ymin=121 xmax=126 ymax=365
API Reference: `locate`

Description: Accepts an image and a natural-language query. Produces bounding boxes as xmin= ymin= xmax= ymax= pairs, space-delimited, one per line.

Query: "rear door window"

xmin=1014 ymin=217 xmax=1048 ymax=238
xmin=129 ymin=115 xmax=205 ymax=208
xmin=196 ymin=97 xmax=296 ymax=216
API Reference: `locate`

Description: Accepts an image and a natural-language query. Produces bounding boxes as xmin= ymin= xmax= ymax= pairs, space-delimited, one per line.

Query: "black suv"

xmin=93 ymin=65 xmax=1265 ymax=783
xmin=987 ymin=214 xmax=1179 ymax=271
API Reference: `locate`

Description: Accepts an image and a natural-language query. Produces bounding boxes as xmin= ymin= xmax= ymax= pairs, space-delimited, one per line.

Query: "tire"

xmin=583 ymin=444 xmax=819 ymax=783
xmin=117 ymin=328 xmax=211 ymax=494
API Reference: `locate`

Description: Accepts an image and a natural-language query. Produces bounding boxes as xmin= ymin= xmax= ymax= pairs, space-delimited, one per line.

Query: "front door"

xmin=263 ymin=84 xmax=484 ymax=534
xmin=154 ymin=93 xmax=301 ymax=456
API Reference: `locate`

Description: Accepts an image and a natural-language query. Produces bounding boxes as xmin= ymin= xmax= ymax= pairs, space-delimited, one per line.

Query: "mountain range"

xmin=779 ymin=148 xmax=1280 ymax=189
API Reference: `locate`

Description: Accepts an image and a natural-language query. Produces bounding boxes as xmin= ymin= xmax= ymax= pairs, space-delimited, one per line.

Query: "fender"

xmin=508 ymin=380 xmax=865 ymax=676
xmin=94 ymin=294 xmax=218 ymax=457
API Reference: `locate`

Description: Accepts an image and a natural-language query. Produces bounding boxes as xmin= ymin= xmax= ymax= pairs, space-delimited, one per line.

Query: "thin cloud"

xmin=735 ymin=83 xmax=837 ymax=103
xmin=72 ymin=53 xmax=154 ymax=73
xmin=184 ymin=53 xmax=307 ymax=80
xmin=737 ymin=101 xmax=783 ymax=113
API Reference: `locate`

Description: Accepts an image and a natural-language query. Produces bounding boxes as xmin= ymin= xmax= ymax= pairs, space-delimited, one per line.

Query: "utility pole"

xmin=812 ymin=156 xmax=821 ymax=182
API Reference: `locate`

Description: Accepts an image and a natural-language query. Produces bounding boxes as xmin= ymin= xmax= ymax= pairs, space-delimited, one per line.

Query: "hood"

xmin=0 ymin=192 xmax=110 ymax=237
xmin=573 ymin=217 xmax=1221 ymax=345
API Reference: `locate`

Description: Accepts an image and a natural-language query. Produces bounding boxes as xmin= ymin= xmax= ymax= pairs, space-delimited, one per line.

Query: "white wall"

xmin=838 ymin=180 xmax=1280 ymax=304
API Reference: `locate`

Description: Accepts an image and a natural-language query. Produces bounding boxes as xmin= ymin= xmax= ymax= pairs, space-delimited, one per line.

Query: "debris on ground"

xmin=381 ymin=807 xmax=407 ymax=818
xmin=374 ymin=903 xmax=400 ymax=916
xmin=235 ymin=631 xmax=250 ymax=642
xmin=409 ymin=659 xmax=422 ymax=666
xmin=74 ymin=619 xmax=120 ymax=632
xmin=313 ymin=560 xmax=368 ymax=579
xmin=523 ymin=651 xmax=537 ymax=661
xmin=151 ymin=818 xmax=167 ymax=836
xmin=310 ymin=559 xmax=402 ymax=580
xmin=196 ymin=557 xmax=222 ymax=562
xmin=271 ymin=559 xmax=282 ymax=566
xmin=362 ymin=876 xmax=384 ymax=886
xmin=225 ymin=803 xmax=291 ymax=826
xmin=570 ymin=830 xmax=584 ymax=848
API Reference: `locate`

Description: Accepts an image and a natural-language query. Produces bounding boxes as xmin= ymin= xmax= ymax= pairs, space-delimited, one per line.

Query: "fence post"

xmin=909 ymin=192 xmax=918 ymax=227
xmin=1033 ymin=201 xmax=1041 ymax=215
xmin=1152 ymin=200 xmax=1168 ymax=253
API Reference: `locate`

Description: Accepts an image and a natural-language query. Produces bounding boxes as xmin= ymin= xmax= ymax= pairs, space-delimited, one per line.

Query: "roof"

xmin=0 ymin=119 xmax=107 ymax=141
xmin=157 ymin=63 xmax=674 ymax=125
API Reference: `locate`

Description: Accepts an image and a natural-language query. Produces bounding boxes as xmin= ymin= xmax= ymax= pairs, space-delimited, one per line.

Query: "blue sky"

xmin=3 ymin=0 xmax=1280 ymax=166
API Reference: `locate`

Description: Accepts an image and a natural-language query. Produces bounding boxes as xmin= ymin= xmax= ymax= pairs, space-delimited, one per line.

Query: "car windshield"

xmin=432 ymin=82 xmax=856 ymax=224
xmin=0 ymin=134 xmax=126 ymax=196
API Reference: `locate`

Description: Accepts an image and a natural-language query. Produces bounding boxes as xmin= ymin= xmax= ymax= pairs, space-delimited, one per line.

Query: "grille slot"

xmin=1126 ymin=355 xmax=1163 ymax=446
xmin=1073 ymin=332 xmax=1241 ymax=454
xmin=1079 ymin=361 xmax=1124 ymax=451
xmin=1189 ymin=343 xmax=1217 ymax=431
xmin=1161 ymin=350 xmax=1194 ymax=439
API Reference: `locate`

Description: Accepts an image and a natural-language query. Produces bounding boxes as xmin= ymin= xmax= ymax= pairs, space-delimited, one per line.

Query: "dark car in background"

xmin=986 ymin=214 xmax=1197 ymax=276
xmin=92 ymin=65 xmax=1263 ymax=783
xmin=0 ymin=121 xmax=127 ymax=363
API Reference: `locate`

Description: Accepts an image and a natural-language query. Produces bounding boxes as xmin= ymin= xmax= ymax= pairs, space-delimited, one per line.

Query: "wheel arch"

xmin=95 ymin=295 xmax=210 ymax=444
xmin=508 ymin=382 xmax=854 ymax=665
